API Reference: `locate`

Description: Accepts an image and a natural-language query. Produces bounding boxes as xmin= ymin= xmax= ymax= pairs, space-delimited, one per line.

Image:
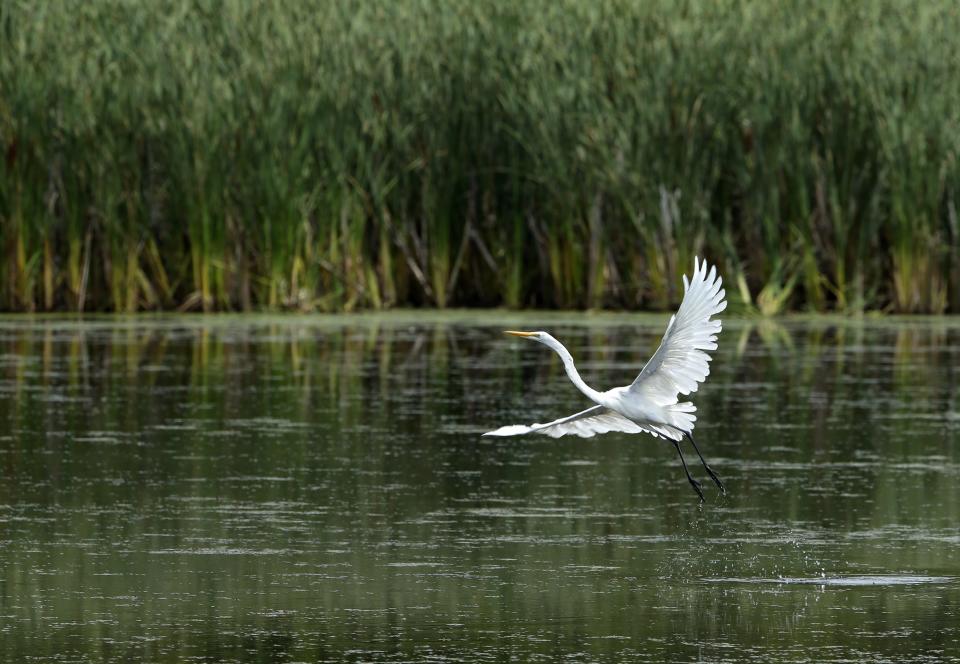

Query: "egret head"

xmin=504 ymin=330 xmax=550 ymax=344
xmin=503 ymin=330 xmax=570 ymax=361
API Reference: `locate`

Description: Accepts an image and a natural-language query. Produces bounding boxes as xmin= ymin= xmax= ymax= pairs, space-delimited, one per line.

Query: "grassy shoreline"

xmin=2 ymin=1 xmax=960 ymax=313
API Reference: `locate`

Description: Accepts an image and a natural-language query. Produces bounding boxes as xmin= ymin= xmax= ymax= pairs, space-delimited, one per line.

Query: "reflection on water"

xmin=0 ymin=313 xmax=959 ymax=661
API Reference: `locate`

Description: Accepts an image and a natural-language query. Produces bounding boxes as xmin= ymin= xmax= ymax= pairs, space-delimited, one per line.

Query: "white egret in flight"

xmin=484 ymin=257 xmax=727 ymax=502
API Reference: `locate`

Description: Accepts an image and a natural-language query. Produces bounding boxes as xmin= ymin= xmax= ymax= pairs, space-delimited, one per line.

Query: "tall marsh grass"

xmin=2 ymin=0 xmax=960 ymax=313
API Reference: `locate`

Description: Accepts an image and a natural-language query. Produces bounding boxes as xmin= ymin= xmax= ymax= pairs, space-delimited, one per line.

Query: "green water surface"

xmin=0 ymin=313 xmax=958 ymax=662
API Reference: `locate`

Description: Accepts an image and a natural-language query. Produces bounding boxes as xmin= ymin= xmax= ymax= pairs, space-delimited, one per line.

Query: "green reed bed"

xmin=2 ymin=0 xmax=959 ymax=313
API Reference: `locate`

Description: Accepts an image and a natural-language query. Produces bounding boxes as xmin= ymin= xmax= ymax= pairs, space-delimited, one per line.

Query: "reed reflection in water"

xmin=0 ymin=314 xmax=958 ymax=661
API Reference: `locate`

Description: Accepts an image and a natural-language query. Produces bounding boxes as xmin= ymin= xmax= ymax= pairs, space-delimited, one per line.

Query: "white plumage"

xmin=483 ymin=257 xmax=727 ymax=501
xmin=485 ymin=404 xmax=679 ymax=440
xmin=629 ymin=258 xmax=725 ymax=404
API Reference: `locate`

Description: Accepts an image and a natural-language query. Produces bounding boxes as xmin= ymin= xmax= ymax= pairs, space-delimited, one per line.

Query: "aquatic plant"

xmin=1 ymin=0 xmax=959 ymax=313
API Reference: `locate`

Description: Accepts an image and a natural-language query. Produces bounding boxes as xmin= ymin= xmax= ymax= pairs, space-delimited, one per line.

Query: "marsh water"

xmin=0 ymin=313 xmax=958 ymax=662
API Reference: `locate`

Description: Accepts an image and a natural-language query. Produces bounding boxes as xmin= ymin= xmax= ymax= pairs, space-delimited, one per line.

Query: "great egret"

xmin=484 ymin=257 xmax=727 ymax=502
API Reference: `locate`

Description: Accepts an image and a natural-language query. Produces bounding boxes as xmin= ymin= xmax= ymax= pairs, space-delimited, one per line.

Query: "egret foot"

xmin=688 ymin=477 xmax=705 ymax=502
xmin=671 ymin=439 xmax=705 ymax=503
xmin=685 ymin=431 xmax=725 ymax=495
xmin=704 ymin=467 xmax=725 ymax=495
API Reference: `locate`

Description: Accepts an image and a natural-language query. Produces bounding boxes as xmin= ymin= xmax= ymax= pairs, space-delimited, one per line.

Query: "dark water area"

xmin=0 ymin=313 xmax=958 ymax=662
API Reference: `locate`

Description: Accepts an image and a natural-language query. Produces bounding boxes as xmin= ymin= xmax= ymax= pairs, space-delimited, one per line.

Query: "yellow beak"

xmin=504 ymin=330 xmax=537 ymax=337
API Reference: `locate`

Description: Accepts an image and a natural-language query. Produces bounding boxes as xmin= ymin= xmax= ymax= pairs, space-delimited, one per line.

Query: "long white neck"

xmin=541 ymin=335 xmax=604 ymax=404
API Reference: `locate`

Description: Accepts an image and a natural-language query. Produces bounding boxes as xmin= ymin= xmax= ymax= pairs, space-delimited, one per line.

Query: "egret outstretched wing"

xmin=483 ymin=405 xmax=680 ymax=440
xmin=629 ymin=257 xmax=726 ymax=406
xmin=483 ymin=404 xmax=604 ymax=437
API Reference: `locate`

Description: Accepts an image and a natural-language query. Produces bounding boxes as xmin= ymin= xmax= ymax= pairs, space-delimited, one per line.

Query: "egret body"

xmin=484 ymin=257 xmax=727 ymax=502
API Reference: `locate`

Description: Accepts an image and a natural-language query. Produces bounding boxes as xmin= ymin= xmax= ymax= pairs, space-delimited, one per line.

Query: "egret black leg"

xmin=685 ymin=431 xmax=725 ymax=495
xmin=671 ymin=439 xmax=704 ymax=502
